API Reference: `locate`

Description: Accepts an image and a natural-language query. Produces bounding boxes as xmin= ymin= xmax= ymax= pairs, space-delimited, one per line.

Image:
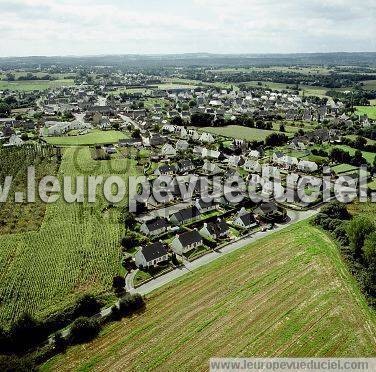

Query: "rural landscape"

xmin=0 ymin=0 xmax=376 ymax=371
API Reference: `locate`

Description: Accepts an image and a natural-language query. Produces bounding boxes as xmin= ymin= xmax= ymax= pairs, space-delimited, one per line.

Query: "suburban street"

xmin=127 ymin=208 xmax=319 ymax=295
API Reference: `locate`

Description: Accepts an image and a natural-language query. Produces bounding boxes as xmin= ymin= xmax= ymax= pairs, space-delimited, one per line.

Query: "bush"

xmin=0 ymin=354 xmax=36 ymax=372
xmin=112 ymin=275 xmax=126 ymax=293
xmin=7 ymin=313 xmax=48 ymax=353
xmin=68 ymin=317 xmax=101 ymax=345
xmin=346 ymin=216 xmax=375 ymax=258
xmin=333 ymin=226 xmax=349 ymax=246
xmin=119 ymin=293 xmax=145 ymax=316
xmin=110 ymin=305 xmax=122 ymax=321
xmin=321 ymin=201 xmax=350 ymax=220
xmin=74 ymin=295 xmax=103 ymax=318
xmin=327 ymin=218 xmax=343 ymax=232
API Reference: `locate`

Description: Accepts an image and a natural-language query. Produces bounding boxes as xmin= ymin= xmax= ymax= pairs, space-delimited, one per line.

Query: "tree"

xmin=265 ymin=133 xmax=288 ymax=147
xmin=131 ymin=129 xmax=141 ymax=139
xmin=123 ymin=211 xmax=136 ymax=229
xmin=279 ymin=123 xmax=285 ymax=132
xmin=112 ymin=275 xmax=126 ymax=292
xmin=354 ymin=136 xmax=367 ymax=150
xmin=74 ymin=295 xmax=102 ymax=317
xmin=171 ymin=116 xmax=183 ymax=126
xmin=320 ymin=201 xmax=350 ymax=220
xmin=363 ymin=232 xmax=376 ymax=266
xmin=69 ymin=317 xmax=101 ymax=344
xmin=0 ymin=102 xmax=11 ymax=117
xmin=346 ymin=216 xmax=375 ymax=258
xmin=119 ymin=293 xmax=145 ymax=316
xmin=8 ymin=313 xmax=47 ymax=352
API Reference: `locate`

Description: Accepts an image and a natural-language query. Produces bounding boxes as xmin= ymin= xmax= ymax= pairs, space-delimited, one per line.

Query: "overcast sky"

xmin=1 ymin=0 xmax=375 ymax=57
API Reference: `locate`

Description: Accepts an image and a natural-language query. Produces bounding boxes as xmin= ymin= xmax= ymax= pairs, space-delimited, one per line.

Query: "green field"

xmin=335 ymin=145 xmax=376 ymax=164
xmin=198 ymin=125 xmax=291 ymax=141
xmin=0 ymin=79 xmax=75 ymax=91
xmin=45 ymin=130 xmax=128 ymax=146
xmin=43 ymin=221 xmax=376 ymax=371
xmin=0 ymin=147 xmax=138 ymax=326
xmin=355 ymin=106 xmax=376 ymax=120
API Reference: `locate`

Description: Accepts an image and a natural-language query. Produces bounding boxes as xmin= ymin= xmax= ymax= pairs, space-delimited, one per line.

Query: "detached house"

xmin=135 ymin=242 xmax=169 ymax=268
xmin=243 ymin=159 xmax=261 ymax=173
xmin=140 ymin=218 xmax=169 ymax=237
xmin=195 ymin=198 xmax=218 ymax=213
xmin=298 ymin=160 xmax=318 ymax=173
xmin=154 ymin=165 xmax=176 ymax=176
xmin=176 ymin=139 xmax=189 ymax=151
xmin=161 ymin=143 xmax=177 ymax=157
xmin=233 ymin=210 xmax=257 ymax=229
xmin=177 ymin=159 xmax=195 ymax=173
xmin=202 ymin=161 xmax=222 ymax=175
xmin=199 ymin=132 xmax=215 ymax=144
xmin=199 ymin=220 xmax=229 ymax=240
xmin=254 ymin=202 xmax=287 ymax=222
xmin=171 ymin=230 xmax=203 ymax=255
xmin=169 ymin=206 xmax=200 ymax=225
xmin=7 ymin=134 xmax=24 ymax=147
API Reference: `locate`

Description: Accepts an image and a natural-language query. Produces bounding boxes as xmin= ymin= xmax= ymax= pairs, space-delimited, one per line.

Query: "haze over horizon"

xmin=0 ymin=0 xmax=375 ymax=57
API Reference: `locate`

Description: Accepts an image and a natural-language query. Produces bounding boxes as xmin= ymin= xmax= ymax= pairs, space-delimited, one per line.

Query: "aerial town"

xmin=1 ymin=54 xmax=376 ymax=370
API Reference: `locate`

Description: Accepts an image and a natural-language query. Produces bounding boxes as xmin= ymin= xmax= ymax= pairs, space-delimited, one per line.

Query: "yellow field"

xmin=43 ymin=221 xmax=376 ymax=371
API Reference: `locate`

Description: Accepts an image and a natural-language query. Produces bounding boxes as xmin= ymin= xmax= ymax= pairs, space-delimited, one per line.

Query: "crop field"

xmin=0 ymin=146 xmax=59 ymax=235
xmin=198 ymin=125 xmax=292 ymax=141
xmin=361 ymin=80 xmax=376 ymax=91
xmin=0 ymin=147 xmax=139 ymax=326
xmin=355 ymin=105 xmax=376 ymax=120
xmin=0 ymin=79 xmax=75 ymax=91
xmin=45 ymin=130 xmax=128 ymax=146
xmin=43 ymin=221 xmax=376 ymax=371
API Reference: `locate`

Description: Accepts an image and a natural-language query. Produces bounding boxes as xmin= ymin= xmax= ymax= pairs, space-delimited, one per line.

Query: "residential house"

xmin=171 ymin=229 xmax=203 ymax=255
xmin=202 ymin=161 xmax=222 ymax=175
xmin=202 ymin=148 xmax=223 ymax=160
xmin=154 ymin=165 xmax=176 ymax=176
xmin=134 ymin=242 xmax=169 ymax=268
xmin=7 ymin=134 xmax=24 ymax=146
xmin=243 ymin=159 xmax=261 ymax=173
xmin=188 ymin=129 xmax=200 ymax=141
xmin=199 ymin=132 xmax=215 ymax=144
xmin=298 ymin=160 xmax=318 ymax=173
xmin=176 ymin=139 xmax=189 ymax=151
xmin=199 ymin=220 xmax=229 ymax=240
xmin=161 ymin=143 xmax=177 ymax=157
xmin=177 ymin=160 xmax=195 ymax=173
xmin=195 ymin=198 xmax=218 ymax=213
xmin=233 ymin=211 xmax=257 ymax=229
xmin=253 ymin=202 xmax=287 ymax=222
xmin=249 ymin=150 xmax=261 ymax=159
xmin=227 ymin=155 xmax=245 ymax=167
xmin=169 ymin=206 xmax=200 ymax=225
xmin=140 ymin=218 xmax=169 ymax=237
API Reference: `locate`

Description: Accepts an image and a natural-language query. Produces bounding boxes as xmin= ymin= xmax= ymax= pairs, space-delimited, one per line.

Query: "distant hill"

xmin=0 ymin=52 xmax=375 ymax=69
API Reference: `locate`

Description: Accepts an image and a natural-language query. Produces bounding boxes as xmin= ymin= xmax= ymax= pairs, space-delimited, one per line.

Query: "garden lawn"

xmin=45 ymin=130 xmax=128 ymax=146
xmin=198 ymin=125 xmax=291 ymax=141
